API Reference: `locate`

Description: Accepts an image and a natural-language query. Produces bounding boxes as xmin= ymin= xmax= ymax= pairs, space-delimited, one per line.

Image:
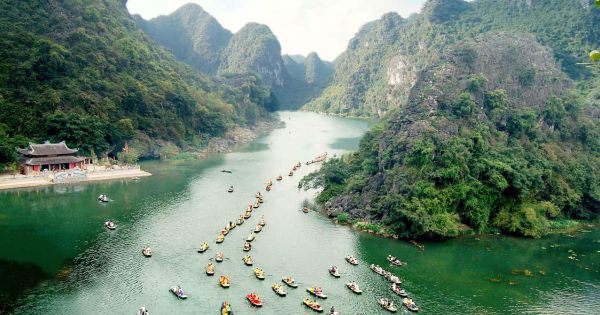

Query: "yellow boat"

xmin=216 ymin=233 xmax=225 ymax=243
xmin=219 ymin=275 xmax=230 ymax=288
xmin=254 ymin=267 xmax=265 ymax=280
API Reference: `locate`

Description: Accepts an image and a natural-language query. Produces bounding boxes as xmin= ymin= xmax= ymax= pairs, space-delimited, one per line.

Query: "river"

xmin=1 ymin=112 xmax=599 ymax=314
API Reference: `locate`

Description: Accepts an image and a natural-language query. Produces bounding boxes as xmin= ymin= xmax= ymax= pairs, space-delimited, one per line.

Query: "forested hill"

xmin=301 ymin=2 xmax=600 ymax=239
xmin=0 ymin=0 xmax=277 ymax=171
xmin=135 ymin=3 xmax=334 ymax=109
xmin=305 ymin=0 xmax=600 ymax=117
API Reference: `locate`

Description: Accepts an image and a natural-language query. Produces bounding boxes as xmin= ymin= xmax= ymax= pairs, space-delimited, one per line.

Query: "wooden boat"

xmin=236 ymin=218 xmax=244 ymax=225
xmin=403 ymin=298 xmax=419 ymax=312
xmin=246 ymin=293 xmax=263 ymax=307
xmin=288 ymin=171 xmax=293 ymax=176
xmin=378 ymin=298 xmax=397 ymax=312
xmin=282 ymin=276 xmax=298 ymax=288
xmin=255 ymin=192 xmax=263 ymax=198
xmin=271 ymin=283 xmax=287 ymax=296
xmin=254 ymin=224 xmax=263 ymax=233
xmin=170 ymin=286 xmax=187 ymax=299
xmin=410 ymin=240 xmax=424 ymax=250
xmin=258 ymin=218 xmax=266 ymax=226
xmin=221 ymin=170 xmax=232 ymax=173
xmin=215 ymin=251 xmax=224 ymax=263
xmin=227 ymin=187 xmax=234 ymax=193
xmin=243 ymin=212 xmax=252 ymax=219
xmin=137 ymin=306 xmax=148 ymax=315
xmin=387 ymin=255 xmax=404 ymax=266
xmin=243 ymin=242 xmax=252 ymax=251
xmin=386 ymin=274 xmax=401 ymax=284
xmin=98 ymin=194 xmax=110 ymax=203
xmin=206 ymin=263 xmax=215 ymax=276
xmin=216 ymin=234 xmax=225 ymax=244
xmin=266 ymin=185 xmax=272 ymax=191
xmin=220 ymin=301 xmax=233 ymax=315
xmin=345 ymin=255 xmax=358 ymax=265
xmin=221 ymin=227 xmax=229 ymax=236
xmin=246 ymin=233 xmax=256 ymax=242
xmin=219 ymin=275 xmax=230 ymax=288
xmin=392 ymin=283 xmax=408 ymax=297
xmin=243 ymin=255 xmax=254 ymax=266
xmin=303 ymin=298 xmax=324 ymax=312
xmin=257 ymin=197 xmax=264 ymax=203
xmin=370 ymin=264 xmax=386 ymax=275
xmin=104 ymin=220 xmax=116 ymax=230
xmin=302 ymin=207 xmax=310 ymax=213
xmin=142 ymin=246 xmax=152 ymax=257
xmin=254 ymin=267 xmax=265 ymax=280
xmin=198 ymin=242 xmax=209 ymax=253
xmin=346 ymin=282 xmax=362 ymax=294
xmin=328 ymin=266 xmax=340 ymax=278
xmin=253 ymin=202 xmax=260 ymax=209
xmin=276 ymin=175 xmax=283 ymax=181
xmin=306 ymin=287 xmax=327 ymax=299
xmin=228 ymin=221 xmax=236 ymax=230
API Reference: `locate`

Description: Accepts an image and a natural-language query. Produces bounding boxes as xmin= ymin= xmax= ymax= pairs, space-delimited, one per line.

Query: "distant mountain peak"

xmin=422 ymin=0 xmax=470 ymax=22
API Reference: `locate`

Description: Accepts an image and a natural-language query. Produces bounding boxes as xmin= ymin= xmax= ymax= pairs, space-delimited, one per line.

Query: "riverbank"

xmin=0 ymin=167 xmax=151 ymax=191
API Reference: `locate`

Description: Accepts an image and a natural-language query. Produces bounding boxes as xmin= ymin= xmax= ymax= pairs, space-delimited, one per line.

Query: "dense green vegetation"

xmin=306 ymin=0 xmax=600 ymax=117
xmin=136 ymin=3 xmax=333 ymax=109
xmin=0 ymin=0 xmax=276 ymax=171
xmin=303 ymin=33 xmax=600 ymax=239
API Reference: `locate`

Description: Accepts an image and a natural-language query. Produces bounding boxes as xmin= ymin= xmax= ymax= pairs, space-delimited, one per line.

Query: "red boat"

xmin=246 ymin=293 xmax=263 ymax=307
xmin=303 ymin=207 xmax=310 ymax=213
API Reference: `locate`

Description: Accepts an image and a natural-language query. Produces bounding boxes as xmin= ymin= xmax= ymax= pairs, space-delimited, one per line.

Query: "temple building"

xmin=18 ymin=141 xmax=85 ymax=175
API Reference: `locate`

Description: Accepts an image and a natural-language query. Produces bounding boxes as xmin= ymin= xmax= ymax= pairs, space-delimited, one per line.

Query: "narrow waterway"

xmin=1 ymin=112 xmax=599 ymax=314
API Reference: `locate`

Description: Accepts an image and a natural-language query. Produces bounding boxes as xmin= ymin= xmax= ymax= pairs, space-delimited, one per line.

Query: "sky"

xmin=126 ymin=0 xmax=427 ymax=61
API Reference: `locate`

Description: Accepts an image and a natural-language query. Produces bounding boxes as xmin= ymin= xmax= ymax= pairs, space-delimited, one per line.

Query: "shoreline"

xmin=0 ymin=168 xmax=152 ymax=191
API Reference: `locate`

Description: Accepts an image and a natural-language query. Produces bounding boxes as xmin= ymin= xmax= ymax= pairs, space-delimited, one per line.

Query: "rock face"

xmin=135 ymin=3 xmax=232 ymax=74
xmin=136 ymin=4 xmax=334 ymax=109
xmin=220 ymin=23 xmax=287 ymax=89
xmin=305 ymin=0 xmax=600 ymax=117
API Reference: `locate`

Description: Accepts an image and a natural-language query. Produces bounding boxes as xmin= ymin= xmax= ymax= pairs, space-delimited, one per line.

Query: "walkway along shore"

xmin=0 ymin=166 xmax=151 ymax=191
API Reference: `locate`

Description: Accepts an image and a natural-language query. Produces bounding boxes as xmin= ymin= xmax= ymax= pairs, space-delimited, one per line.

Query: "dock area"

xmin=0 ymin=166 xmax=151 ymax=191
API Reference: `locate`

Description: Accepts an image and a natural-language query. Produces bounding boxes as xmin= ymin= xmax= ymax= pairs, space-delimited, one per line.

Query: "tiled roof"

xmin=17 ymin=141 xmax=78 ymax=156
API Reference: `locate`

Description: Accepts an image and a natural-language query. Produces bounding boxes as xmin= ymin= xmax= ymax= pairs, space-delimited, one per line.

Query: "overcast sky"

xmin=127 ymin=0 xmax=427 ymax=61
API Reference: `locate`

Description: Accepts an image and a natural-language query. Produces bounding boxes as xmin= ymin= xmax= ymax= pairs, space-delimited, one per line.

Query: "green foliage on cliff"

xmin=0 ymin=0 xmax=275 ymax=169
xmin=303 ymin=34 xmax=600 ymax=239
xmin=306 ymin=0 xmax=600 ymax=117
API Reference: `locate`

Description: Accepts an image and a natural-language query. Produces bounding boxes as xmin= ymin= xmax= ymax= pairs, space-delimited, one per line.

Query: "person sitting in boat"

xmin=330 ymin=306 xmax=335 ymax=314
xmin=178 ymin=287 xmax=184 ymax=296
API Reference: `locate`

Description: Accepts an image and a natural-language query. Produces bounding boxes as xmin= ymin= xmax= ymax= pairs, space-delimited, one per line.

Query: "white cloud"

xmin=127 ymin=0 xmax=426 ymax=61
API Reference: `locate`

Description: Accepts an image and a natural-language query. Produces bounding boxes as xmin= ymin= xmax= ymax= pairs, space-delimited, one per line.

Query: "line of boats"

xmin=126 ymin=154 xmax=420 ymax=314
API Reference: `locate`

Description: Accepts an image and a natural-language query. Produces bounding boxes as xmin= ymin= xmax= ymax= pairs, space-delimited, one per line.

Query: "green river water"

xmin=0 ymin=112 xmax=599 ymax=314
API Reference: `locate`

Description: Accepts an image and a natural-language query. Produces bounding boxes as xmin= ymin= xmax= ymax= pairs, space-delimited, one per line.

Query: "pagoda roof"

xmin=17 ymin=141 xmax=78 ymax=156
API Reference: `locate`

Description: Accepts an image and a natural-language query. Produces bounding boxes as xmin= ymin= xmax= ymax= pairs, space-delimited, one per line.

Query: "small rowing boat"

xmin=220 ymin=301 xmax=233 ymax=315
xmin=253 ymin=202 xmax=260 ymax=209
xmin=170 ymin=286 xmax=187 ymax=299
xmin=306 ymin=287 xmax=327 ymax=299
xmin=346 ymin=281 xmax=362 ymax=294
xmin=392 ymin=283 xmax=408 ymax=297
xmin=276 ymin=175 xmax=283 ymax=181
xmin=219 ymin=275 xmax=230 ymax=288
xmin=104 ymin=220 xmax=116 ymax=230
xmin=246 ymin=293 xmax=262 ymax=307
xmin=215 ymin=251 xmax=224 ymax=262
xmin=378 ymin=298 xmax=397 ymax=312
xmin=254 ymin=267 xmax=266 ymax=280
xmin=216 ymin=234 xmax=225 ymax=244
xmin=246 ymin=233 xmax=256 ymax=242
xmin=258 ymin=217 xmax=266 ymax=226
xmin=403 ymin=298 xmax=419 ymax=312
xmin=302 ymin=207 xmax=310 ymax=213
xmin=137 ymin=306 xmax=148 ymax=315
xmin=328 ymin=266 xmax=340 ymax=278
xmin=142 ymin=246 xmax=152 ymax=257
xmin=387 ymin=255 xmax=404 ymax=266
xmin=198 ymin=242 xmax=209 ymax=253
xmin=303 ymin=298 xmax=324 ymax=312
xmin=272 ymin=283 xmax=287 ymax=296
xmin=243 ymin=255 xmax=254 ymax=266
xmin=243 ymin=242 xmax=252 ymax=251
xmin=345 ymin=255 xmax=358 ymax=265
xmin=227 ymin=186 xmax=234 ymax=193
xmin=254 ymin=224 xmax=263 ymax=233
xmin=206 ymin=263 xmax=215 ymax=275
xmin=370 ymin=264 xmax=386 ymax=275
xmin=386 ymin=273 xmax=401 ymax=284
xmin=236 ymin=217 xmax=244 ymax=225
xmin=282 ymin=276 xmax=298 ymax=288
xmin=98 ymin=194 xmax=110 ymax=203
xmin=288 ymin=171 xmax=293 ymax=176
xmin=243 ymin=211 xmax=251 ymax=219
